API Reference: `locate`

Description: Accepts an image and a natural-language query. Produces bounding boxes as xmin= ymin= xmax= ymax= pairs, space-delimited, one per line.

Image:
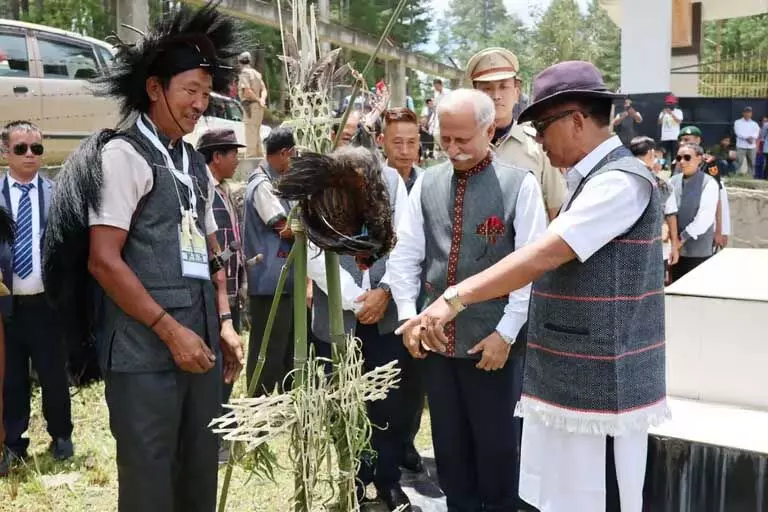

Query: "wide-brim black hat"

xmin=518 ymin=61 xmax=624 ymax=124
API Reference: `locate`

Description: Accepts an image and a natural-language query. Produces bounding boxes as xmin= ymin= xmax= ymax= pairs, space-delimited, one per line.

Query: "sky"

xmin=427 ymin=0 xmax=590 ymax=27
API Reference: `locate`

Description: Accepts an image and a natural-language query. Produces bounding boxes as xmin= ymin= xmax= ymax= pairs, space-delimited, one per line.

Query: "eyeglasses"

xmin=12 ymin=143 xmax=44 ymax=156
xmin=532 ymin=109 xmax=580 ymax=135
xmin=675 ymin=154 xmax=693 ymax=162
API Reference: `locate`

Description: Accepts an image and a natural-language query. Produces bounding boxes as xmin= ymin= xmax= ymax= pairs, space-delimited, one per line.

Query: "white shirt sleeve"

xmin=307 ymin=243 xmax=366 ymax=313
xmin=720 ymin=186 xmax=731 ymax=236
xmin=379 ymin=174 xmax=409 ymax=288
xmin=682 ymin=178 xmax=719 ymax=241
xmin=548 ymin=171 xmax=652 ymax=262
xmin=385 ymin=174 xmax=426 ymax=320
xmin=205 ymin=181 xmax=218 ymax=236
xmin=495 ymin=173 xmax=548 ymax=341
xmin=664 ymin=189 xmax=678 ymax=215
xmin=88 ymin=139 xmax=153 ymax=229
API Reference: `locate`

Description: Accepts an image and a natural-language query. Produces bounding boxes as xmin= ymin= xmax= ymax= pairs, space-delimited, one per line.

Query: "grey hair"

xmin=679 ymin=142 xmax=704 ymax=156
xmin=437 ymin=89 xmax=495 ymax=128
xmin=1 ymin=120 xmax=42 ymax=150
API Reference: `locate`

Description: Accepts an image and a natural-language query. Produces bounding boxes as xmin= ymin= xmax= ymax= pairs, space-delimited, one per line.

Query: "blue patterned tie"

xmin=13 ymin=182 xmax=35 ymax=279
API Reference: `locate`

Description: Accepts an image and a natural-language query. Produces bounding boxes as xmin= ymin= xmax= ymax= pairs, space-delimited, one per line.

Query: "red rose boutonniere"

xmin=476 ymin=215 xmax=506 ymax=245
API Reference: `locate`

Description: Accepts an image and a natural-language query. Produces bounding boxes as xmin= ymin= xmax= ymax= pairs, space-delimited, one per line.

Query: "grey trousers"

xmin=105 ymin=366 xmax=221 ymax=512
xmin=736 ymin=148 xmax=757 ymax=176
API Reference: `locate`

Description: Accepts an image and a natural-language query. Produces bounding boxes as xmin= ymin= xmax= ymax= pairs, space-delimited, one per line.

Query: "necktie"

xmin=13 ymin=182 xmax=35 ymax=279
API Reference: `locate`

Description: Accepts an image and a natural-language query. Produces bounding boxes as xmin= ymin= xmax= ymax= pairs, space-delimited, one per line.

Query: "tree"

xmin=702 ymin=14 xmax=768 ymax=59
xmin=435 ymin=0 xmax=525 ymax=66
xmin=584 ymin=0 xmax=620 ymax=90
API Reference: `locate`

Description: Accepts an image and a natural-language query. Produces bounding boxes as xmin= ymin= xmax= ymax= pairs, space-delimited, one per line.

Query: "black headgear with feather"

xmin=95 ymin=1 xmax=239 ymax=121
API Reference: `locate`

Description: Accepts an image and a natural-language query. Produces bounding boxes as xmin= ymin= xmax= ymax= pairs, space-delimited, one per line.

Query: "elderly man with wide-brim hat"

xmin=396 ymin=61 xmax=668 ymax=512
xmin=466 ymin=47 xmax=566 ymax=221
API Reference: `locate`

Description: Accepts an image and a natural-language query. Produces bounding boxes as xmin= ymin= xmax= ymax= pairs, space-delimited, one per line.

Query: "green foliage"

xmin=702 ymin=14 xmax=768 ymax=59
xmin=19 ymin=0 xmax=115 ymax=39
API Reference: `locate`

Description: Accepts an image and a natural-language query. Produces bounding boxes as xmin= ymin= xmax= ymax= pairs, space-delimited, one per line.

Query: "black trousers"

xmin=3 ymin=294 xmax=73 ymax=455
xmin=426 ymin=353 xmax=524 ymax=512
xmin=660 ymin=140 xmax=678 ymax=169
xmin=357 ymin=323 xmax=417 ymax=489
xmin=105 ymin=365 xmax=221 ymax=512
xmin=669 ymin=255 xmax=710 ymax=284
xmin=402 ymin=357 xmax=426 ymax=450
xmin=246 ymin=295 xmax=294 ymax=396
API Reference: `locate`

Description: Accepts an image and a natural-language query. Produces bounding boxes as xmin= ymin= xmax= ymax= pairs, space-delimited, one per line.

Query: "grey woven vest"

xmin=97 ymin=122 xmax=219 ymax=373
xmin=420 ymin=156 xmax=526 ymax=359
xmin=243 ymin=163 xmax=294 ymax=296
xmin=312 ymin=165 xmax=400 ymax=342
xmin=669 ymin=170 xmax=715 ymax=258
xmin=523 ymin=146 xmax=666 ymax=434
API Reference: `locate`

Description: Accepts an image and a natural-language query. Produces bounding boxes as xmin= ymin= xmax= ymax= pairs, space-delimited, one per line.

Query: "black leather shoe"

xmin=402 ymin=445 xmax=424 ymax=473
xmin=50 ymin=438 xmax=74 ymax=461
xmin=376 ymin=484 xmax=411 ymax=511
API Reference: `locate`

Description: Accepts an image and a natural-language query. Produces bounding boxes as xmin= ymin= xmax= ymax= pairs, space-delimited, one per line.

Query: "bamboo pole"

xmin=292 ymin=216 xmax=309 ymax=381
xmin=218 ymin=245 xmax=296 ymax=512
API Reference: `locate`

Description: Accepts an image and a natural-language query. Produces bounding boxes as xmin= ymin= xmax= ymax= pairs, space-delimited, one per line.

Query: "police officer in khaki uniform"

xmin=237 ymin=51 xmax=267 ymax=158
xmin=467 ymin=47 xmax=567 ymax=220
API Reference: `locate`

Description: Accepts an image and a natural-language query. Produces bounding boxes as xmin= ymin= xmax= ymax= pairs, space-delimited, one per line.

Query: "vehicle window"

xmin=96 ymin=46 xmax=113 ymax=68
xmin=0 ymin=32 xmax=30 ymax=77
xmin=205 ymin=96 xmax=228 ymax=119
xmin=226 ymin=101 xmax=243 ymax=122
xmin=38 ymin=38 xmax=99 ymax=80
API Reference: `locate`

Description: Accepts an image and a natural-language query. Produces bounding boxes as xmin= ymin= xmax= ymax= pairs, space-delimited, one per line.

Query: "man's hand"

xmin=747 ymin=136 xmax=755 ymax=144
xmin=220 ymin=320 xmax=244 ymax=384
xmin=395 ymin=297 xmax=459 ymax=353
xmin=467 ymin=331 xmax=511 ymax=371
xmin=714 ymin=233 xmax=729 ymax=250
xmin=669 ymin=241 xmax=680 ymax=266
xmin=402 ymin=323 xmax=427 ymax=359
xmin=158 ymin=317 xmax=216 ymax=373
xmin=258 ymin=98 xmax=267 ymax=108
xmin=356 ymin=288 xmax=390 ymax=325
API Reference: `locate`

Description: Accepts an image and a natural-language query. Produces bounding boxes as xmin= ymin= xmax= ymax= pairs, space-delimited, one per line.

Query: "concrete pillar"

xmin=670 ymin=54 xmax=700 ymax=97
xmin=386 ymin=59 xmax=406 ymax=108
xmin=620 ymin=0 xmax=671 ymax=93
xmin=116 ymin=0 xmax=149 ymax=44
xmin=318 ymin=0 xmax=331 ymax=55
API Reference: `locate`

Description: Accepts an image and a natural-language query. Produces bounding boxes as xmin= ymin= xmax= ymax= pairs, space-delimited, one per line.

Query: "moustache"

xmin=453 ymin=153 xmax=473 ymax=162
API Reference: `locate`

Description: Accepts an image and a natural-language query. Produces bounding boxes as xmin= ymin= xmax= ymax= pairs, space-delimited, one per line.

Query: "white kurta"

xmin=519 ymin=136 xmax=656 ymax=512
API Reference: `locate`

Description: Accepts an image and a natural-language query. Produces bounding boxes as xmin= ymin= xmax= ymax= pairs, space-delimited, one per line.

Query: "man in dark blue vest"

xmin=74 ymin=4 xmax=244 ymax=510
xmin=0 ymin=121 xmax=73 ymax=471
xmin=399 ymin=62 xmax=667 ymax=512
xmin=197 ymin=128 xmax=247 ymax=462
xmin=242 ymin=127 xmax=296 ymax=395
xmin=387 ymin=89 xmax=547 ymax=511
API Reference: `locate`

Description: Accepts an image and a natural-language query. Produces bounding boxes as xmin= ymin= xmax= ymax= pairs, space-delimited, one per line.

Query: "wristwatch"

xmin=442 ymin=286 xmax=466 ymax=313
xmin=219 ymin=312 xmax=233 ymax=323
xmin=378 ymin=282 xmax=392 ymax=296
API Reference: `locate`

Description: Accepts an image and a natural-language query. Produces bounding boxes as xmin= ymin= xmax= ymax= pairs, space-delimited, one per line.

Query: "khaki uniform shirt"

xmin=238 ymin=65 xmax=264 ymax=103
xmin=494 ymin=123 xmax=567 ymax=214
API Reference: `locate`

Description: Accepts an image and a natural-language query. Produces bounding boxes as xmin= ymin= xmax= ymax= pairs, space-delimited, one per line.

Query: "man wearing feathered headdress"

xmin=42 ymin=2 xmax=243 ymax=509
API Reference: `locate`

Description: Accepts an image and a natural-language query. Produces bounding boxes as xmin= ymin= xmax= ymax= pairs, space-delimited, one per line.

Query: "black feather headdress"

xmin=276 ymin=146 xmax=395 ymax=269
xmin=95 ymin=0 xmax=240 ymax=121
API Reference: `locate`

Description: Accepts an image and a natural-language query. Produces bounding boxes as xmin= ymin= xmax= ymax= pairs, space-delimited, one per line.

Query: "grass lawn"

xmin=0 ymin=338 xmax=433 ymax=511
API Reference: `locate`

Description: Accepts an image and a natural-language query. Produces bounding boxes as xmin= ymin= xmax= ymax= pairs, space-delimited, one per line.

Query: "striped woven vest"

xmin=520 ymin=146 xmax=668 ymax=435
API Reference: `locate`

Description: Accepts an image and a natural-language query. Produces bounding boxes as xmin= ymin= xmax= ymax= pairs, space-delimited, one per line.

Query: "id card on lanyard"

xmin=136 ymin=116 xmax=210 ymax=281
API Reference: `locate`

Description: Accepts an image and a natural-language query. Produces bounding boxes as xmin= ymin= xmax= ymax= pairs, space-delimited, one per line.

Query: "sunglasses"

xmin=12 ymin=143 xmax=44 ymax=156
xmin=533 ymin=109 xmax=581 ymax=135
xmin=675 ymin=154 xmax=693 ymax=162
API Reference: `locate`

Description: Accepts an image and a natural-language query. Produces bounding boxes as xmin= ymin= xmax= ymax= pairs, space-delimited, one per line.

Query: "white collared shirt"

xmin=548 ymin=136 xmax=652 ymax=262
xmin=7 ymin=173 xmax=44 ymax=295
xmin=734 ymin=118 xmax=760 ymax=149
xmin=307 ymin=169 xmax=410 ymax=314
xmin=384 ymin=168 xmax=547 ymax=341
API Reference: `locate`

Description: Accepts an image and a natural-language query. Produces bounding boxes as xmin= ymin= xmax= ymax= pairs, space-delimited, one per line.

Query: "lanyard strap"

xmin=136 ymin=116 xmax=197 ymax=216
